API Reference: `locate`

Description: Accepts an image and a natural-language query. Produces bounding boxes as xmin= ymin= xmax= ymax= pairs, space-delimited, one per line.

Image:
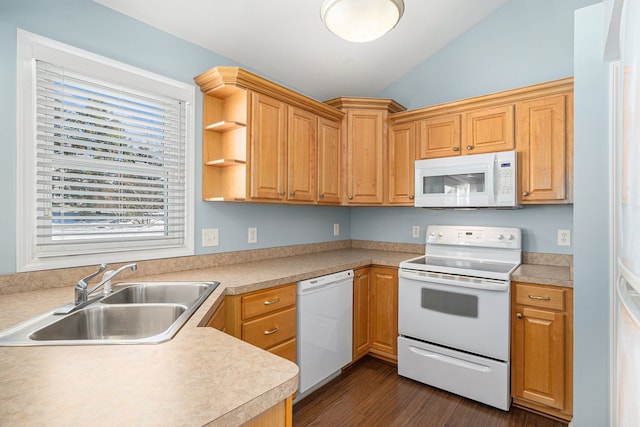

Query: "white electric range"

xmin=397 ymin=225 xmax=521 ymax=411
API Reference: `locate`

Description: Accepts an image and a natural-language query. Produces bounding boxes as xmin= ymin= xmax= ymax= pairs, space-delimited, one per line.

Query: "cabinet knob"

xmin=516 ymin=313 xmax=523 ymax=318
xmin=290 ymin=191 xmax=296 ymax=197
xmin=409 ymin=195 xmax=414 ymax=200
xmin=348 ymin=195 xmax=354 ymax=200
xmin=319 ymin=193 xmax=325 ymax=199
xmin=279 ymin=191 xmax=286 ymax=197
xmin=522 ymin=191 xmax=530 ymax=196
xmin=452 ymin=146 xmax=460 ymax=152
xmin=466 ymin=145 xmax=473 ymax=150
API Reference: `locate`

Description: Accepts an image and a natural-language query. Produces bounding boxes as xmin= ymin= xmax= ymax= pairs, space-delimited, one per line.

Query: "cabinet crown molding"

xmin=390 ymin=77 xmax=573 ymax=124
xmin=194 ymin=66 xmax=344 ymax=121
xmin=325 ymin=97 xmax=406 ymax=113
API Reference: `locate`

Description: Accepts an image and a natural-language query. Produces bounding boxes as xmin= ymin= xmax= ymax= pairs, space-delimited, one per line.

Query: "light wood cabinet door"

xmin=369 ymin=267 xmax=398 ymax=362
xmin=417 ymin=114 xmax=461 ymax=159
xmin=516 ymin=93 xmax=573 ymax=204
xmin=512 ymin=282 xmax=573 ymax=420
xmin=250 ymin=92 xmax=286 ymax=201
xmin=352 ymin=267 xmax=371 ymax=361
xmin=317 ymin=117 xmax=341 ymax=204
xmin=287 ymin=106 xmax=316 ymax=203
xmin=346 ymin=109 xmax=385 ymax=204
xmin=513 ymin=305 xmax=566 ymax=410
xmin=463 ymin=104 xmax=515 ymax=154
xmin=388 ymin=123 xmax=416 ymax=205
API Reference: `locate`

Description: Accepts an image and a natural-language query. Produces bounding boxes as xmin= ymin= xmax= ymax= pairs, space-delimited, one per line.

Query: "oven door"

xmin=398 ymin=268 xmax=510 ymax=361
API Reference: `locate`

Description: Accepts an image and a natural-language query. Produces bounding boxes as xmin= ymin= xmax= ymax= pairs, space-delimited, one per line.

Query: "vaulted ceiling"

xmin=94 ymin=0 xmax=509 ymax=100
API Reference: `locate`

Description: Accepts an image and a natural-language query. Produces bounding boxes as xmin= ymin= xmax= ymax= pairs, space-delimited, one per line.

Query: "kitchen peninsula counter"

xmin=0 ymin=248 xmax=415 ymax=426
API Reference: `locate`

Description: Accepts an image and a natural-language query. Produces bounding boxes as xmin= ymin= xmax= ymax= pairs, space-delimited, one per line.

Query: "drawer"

xmin=515 ymin=283 xmax=565 ymax=311
xmin=268 ymin=338 xmax=296 ymax=363
xmin=242 ymin=306 xmax=296 ymax=349
xmin=242 ymin=284 xmax=296 ymax=320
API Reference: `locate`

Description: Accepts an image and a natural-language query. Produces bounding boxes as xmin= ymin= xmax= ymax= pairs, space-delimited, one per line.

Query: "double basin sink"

xmin=0 ymin=281 xmax=219 ymax=346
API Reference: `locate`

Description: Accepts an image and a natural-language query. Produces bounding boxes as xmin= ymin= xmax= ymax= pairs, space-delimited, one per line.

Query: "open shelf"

xmin=205 ymin=159 xmax=246 ymax=167
xmin=205 ymin=120 xmax=246 ymax=133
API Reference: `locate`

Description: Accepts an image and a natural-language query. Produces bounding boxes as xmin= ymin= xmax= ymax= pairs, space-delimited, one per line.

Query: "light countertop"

xmin=0 ymin=248 xmax=413 ymax=427
xmin=0 ymin=248 xmax=571 ymax=426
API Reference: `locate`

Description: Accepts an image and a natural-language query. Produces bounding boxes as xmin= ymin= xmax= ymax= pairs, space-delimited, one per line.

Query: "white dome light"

xmin=320 ymin=0 xmax=405 ymax=43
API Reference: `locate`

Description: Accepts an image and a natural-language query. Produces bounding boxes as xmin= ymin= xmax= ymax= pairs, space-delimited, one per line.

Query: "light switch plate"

xmin=334 ymin=223 xmax=340 ymax=236
xmin=202 ymin=228 xmax=219 ymax=247
xmin=412 ymin=226 xmax=420 ymax=238
xmin=248 ymin=227 xmax=257 ymax=244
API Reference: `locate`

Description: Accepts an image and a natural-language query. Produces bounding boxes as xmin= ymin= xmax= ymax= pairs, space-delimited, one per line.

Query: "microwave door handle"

xmin=487 ymin=154 xmax=496 ymax=205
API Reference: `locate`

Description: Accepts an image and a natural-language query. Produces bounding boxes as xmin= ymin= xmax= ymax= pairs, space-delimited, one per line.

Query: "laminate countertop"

xmin=0 ymin=248 xmax=415 ymax=427
xmin=0 ymin=248 xmax=571 ymax=426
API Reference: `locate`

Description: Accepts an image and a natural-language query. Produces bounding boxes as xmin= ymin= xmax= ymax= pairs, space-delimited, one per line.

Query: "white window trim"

xmin=16 ymin=29 xmax=195 ymax=272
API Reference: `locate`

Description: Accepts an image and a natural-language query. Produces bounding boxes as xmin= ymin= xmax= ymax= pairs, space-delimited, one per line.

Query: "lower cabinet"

xmin=352 ymin=267 xmax=371 ymax=361
xmin=244 ymin=397 xmax=293 ymax=427
xmin=225 ymin=283 xmax=297 ymax=363
xmin=205 ymin=299 xmax=226 ymax=332
xmin=368 ymin=267 xmax=399 ymax=363
xmin=511 ymin=282 xmax=573 ymax=421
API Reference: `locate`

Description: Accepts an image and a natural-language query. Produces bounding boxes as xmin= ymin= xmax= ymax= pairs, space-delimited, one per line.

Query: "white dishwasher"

xmin=296 ymin=269 xmax=353 ymax=398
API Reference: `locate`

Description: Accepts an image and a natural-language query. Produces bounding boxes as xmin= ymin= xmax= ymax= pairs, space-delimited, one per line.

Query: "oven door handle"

xmin=408 ymin=345 xmax=491 ymax=373
xmin=399 ymin=269 xmax=509 ymax=292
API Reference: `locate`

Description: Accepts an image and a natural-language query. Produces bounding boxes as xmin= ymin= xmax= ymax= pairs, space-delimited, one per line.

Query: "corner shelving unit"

xmin=201 ymin=84 xmax=248 ymax=201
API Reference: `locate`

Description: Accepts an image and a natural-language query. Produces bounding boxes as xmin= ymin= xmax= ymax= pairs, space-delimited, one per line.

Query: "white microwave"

xmin=414 ymin=151 xmax=518 ymax=208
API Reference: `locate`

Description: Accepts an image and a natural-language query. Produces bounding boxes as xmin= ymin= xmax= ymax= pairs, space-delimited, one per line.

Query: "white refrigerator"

xmin=614 ymin=1 xmax=640 ymax=425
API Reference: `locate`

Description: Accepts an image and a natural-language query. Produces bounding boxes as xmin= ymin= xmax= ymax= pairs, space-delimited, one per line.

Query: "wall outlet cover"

xmin=334 ymin=223 xmax=340 ymax=236
xmin=557 ymin=229 xmax=571 ymax=246
xmin=248 ymin=227 xmax=257 ymax=244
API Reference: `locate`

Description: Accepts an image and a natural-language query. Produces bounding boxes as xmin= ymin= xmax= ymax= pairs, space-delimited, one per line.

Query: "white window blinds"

xmin=34 ymin=59 xmax=188 ymax=257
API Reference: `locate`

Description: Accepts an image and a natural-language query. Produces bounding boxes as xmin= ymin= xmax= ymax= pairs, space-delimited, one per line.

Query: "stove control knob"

xmin=437 ymin=232 xmax=444 ymax=238
xmin=429 ymin=232 xmax=436 ymax=238
xmin=508 ymin=234 xmax=515 ymax=240
xmin=498 ymin=234 xmax=505 ymax=240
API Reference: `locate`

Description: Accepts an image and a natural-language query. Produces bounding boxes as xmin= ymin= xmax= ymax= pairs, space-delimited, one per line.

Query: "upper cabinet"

xmin=195 ymin=67 xmax=573 ymax=206
xmin=194 ymin=66 xmax=344 ymax=204
xmin=516 ymin=92 xmax=573 ymax=204
xmin=388 ymin=122 xmax=416 ymax=205
xmin=325 ymin=97 xmax=406 ymax=205
xmin=390 ymin=77 xmax=573 ymax=205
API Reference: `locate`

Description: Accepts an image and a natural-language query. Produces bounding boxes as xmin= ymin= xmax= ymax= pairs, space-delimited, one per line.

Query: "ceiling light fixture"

xmin=320 ymin=0 xmax=405 ymax=43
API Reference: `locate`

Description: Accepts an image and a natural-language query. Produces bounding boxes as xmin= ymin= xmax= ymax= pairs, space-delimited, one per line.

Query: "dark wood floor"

xmin=292 ymin=357 xmax=567 ymax=427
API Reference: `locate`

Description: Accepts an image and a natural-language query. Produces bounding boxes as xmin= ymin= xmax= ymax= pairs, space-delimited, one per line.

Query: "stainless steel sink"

xmin=101 ymin=282 xmax=211 ymax=306
xmin=30 ymin=304 xmax=187 ymax=342
xmin=0 ymin=281 xmax=219 ymax=346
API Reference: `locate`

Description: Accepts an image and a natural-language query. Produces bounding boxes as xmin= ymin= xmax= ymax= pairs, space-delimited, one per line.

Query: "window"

xmin=17 ymin=30 xmax=195 ymax=272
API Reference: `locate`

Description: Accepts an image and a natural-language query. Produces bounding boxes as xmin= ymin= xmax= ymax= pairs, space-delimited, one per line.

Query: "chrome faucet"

xmin=55 ymin=263 xmax=138 ymax=315
xmin=80 ymin=263 xmax=138 ymax=303
xmin=74 ymin=263 xmax=108 ymax=305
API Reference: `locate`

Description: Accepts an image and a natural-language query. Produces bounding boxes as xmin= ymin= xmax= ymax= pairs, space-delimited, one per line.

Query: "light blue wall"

xmin=351 ymin=206 xmax=573 ymax=253
xmin=0 ymin=0 xmax=350 ymax=275
xmin=364 ymin=0 xmax=602 ymax=255
xmin=574 ymin=4 xmax=611 ymax=425
xmin=377 ymin=0 xmax=600 ymax=110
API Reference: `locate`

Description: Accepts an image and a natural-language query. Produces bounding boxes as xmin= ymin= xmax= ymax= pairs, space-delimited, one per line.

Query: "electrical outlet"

xmin=334 ymin=223 xmax=340 ymax=236
xmin=202 ymin=228 xmax=219 ymax=247
xmin=248 ymin=227 xmax=257 ymax=244
xmin=412 ymin=226 xmax=420 ymax=238
xmin=557 ymin=229 xmax=571 ymax=246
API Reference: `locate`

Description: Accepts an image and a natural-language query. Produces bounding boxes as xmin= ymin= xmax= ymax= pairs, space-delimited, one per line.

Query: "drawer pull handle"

xmin=528 ymin=294 xmax=551 ymax=301
xmin=263 ymin=297 xmax=281 ymax=305
xmin=264 ymin=327 xmax=280 ymax=335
